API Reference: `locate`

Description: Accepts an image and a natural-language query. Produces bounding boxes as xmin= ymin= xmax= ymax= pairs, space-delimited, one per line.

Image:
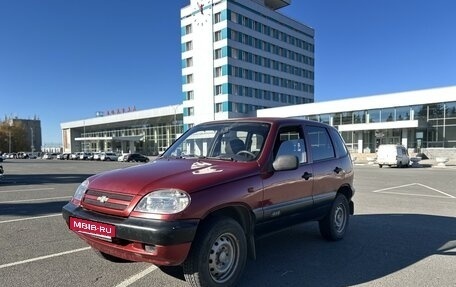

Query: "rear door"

xmin=304 ymin=124 xmax=344 ymax=209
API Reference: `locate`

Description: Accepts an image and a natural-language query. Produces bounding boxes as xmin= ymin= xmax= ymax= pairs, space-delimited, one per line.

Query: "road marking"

xmin=417 ymin=183 xmax=456 ymax=198
xmin=0 ymin=187 xmax=55 ymax=193
xmin=0 ymin=196 xmax=71 ymax=204
xmin=115 ymin=265 xmax=158 ymax=287
xmin=372 ymin=183 xmax=455 ymax=199
xmin=0 ymin=214 xmax=61 ymax=224
xmin=0 ymin=247 xmax=91 ymax=269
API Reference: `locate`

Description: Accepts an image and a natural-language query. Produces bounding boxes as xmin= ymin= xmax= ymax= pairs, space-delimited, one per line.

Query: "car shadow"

xmin=0 ymin=200 xmax=69 ymax=216
xmin=0 ymin=174 xmax=93 ymax=186
xmin=237 ymin=213 xmax=455 ymax=286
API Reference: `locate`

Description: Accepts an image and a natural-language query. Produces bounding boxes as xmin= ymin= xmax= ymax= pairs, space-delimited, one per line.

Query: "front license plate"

xmin=70 ymin=217 xmax=116 ymax=239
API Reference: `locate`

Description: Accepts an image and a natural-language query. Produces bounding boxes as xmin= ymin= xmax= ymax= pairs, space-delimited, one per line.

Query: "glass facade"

xmin=77 ymin=116 xmax=183 ymax=156
xmin=299 ymin=102 xmax=456 ymax=152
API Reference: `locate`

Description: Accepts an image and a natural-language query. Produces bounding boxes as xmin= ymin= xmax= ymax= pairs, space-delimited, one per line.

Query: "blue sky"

xmin=1 ymin=0 xmax=455 ymax=145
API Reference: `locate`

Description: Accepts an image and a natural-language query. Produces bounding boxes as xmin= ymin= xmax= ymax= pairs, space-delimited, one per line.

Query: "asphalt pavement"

xmin=0 ymin=159 xmax=455 ymax=287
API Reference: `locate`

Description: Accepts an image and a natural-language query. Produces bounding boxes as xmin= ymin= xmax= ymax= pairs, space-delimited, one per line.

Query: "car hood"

xmin=88 ymin=158 xmax=259 ymax=196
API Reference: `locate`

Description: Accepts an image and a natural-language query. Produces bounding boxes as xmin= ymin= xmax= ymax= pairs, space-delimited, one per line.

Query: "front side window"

xmin=274 ymin=126 xmax=307 ymax=164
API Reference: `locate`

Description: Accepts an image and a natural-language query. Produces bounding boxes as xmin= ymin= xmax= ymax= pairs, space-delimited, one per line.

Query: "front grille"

xmin=82 ymin=189 xmax=135 ymax=211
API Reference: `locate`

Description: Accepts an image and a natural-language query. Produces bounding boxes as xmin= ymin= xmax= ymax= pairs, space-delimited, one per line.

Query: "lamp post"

xmin=8 ymin=130 xmax=11 ymax=153
xmin=30 ymin=127 xmax=35 ymax=153
xmin=8 ymin=119 xmax=13 ymax=153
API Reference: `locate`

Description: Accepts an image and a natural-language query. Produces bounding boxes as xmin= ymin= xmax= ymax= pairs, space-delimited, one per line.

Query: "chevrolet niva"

xmin=62 ymin=117 xmax=355 ymax=287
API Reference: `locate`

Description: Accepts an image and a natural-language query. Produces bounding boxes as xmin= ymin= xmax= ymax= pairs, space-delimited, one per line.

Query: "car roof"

xmin=199 ymin=117 xmax=331 ymax=127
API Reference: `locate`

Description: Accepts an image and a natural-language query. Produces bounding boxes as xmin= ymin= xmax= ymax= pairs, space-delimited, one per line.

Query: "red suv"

xmin=62 ymin=117 xmax=355 ymax=287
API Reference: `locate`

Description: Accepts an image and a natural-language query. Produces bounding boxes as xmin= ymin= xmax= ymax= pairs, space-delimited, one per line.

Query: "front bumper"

xmin=62 ymin=202 xmax=199 ymax=265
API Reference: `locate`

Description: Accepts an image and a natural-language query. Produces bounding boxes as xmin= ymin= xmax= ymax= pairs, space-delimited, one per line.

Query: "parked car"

xmin=62 ymin=118 xmax=355 ymax=287
xmin=117 ymin=153 xmax=128 ymax=162
xmin=92 ymin=152 xmax=102 ymax=161
xmin=124 ymin=153 xmax=150 ymax=163
xmin=79 ymin=152 xmax=93 ymax=160
xmin=71 ymin=152 xmax=83 ymax=160
xmin=100 ymin=152 xmax=118 ymax=161
xmin=57 ymin=153 xmax=71 ymax=160
xmin=376 ymin=144 xmax=410 ymax=168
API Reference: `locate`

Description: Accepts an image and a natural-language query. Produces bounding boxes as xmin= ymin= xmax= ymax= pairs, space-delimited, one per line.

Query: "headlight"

xmin=73 ymin=179 xmax=89 ymax=201
xmin=134 ymin=189 xmax=190 ymax=214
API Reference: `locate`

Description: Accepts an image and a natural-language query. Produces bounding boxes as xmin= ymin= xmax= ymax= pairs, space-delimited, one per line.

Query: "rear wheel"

xmin=319 ymin=194 xmax=350 ymax=241
xmin=183 ymin=217 xmax=247 ymax=287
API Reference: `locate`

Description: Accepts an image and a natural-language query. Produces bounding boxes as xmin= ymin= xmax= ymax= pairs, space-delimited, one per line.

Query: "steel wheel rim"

xmin=334 ymin=204 xmax=347 ymax=233
xmin=208 ymin=232 xmax=240 ymax=283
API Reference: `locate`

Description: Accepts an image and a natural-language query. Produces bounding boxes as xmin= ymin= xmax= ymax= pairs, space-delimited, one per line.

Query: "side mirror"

xmin=272 ymin=155 xmax=299 ymax=171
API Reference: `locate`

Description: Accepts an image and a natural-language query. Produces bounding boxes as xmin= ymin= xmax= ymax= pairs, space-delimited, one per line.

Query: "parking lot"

xmin=0 ymin=159 xmax=455 ymax=287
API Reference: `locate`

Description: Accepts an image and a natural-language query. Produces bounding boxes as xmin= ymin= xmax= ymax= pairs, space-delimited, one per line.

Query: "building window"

xmin=214 ymin=30 xmax=222 ymax=41
xmin=215 ymin=66 xmax=222 ymax=77
xmin=186 ymin=74 xmax=193 ymax=84
xmin=186 ymin=91 xmax=194 ymax=100
xmin=353 ymin=111 xmax=366 ymax=123
xmin=396 ymin=107 xmax=410 ymax=121
xmin=186 ymin=57 xmax=193 ymax=67
xmin=215 ymin=48 xmax=222 ymax=59
xmin=185 ymin=41 xmax=193 ymax=51
xmin=215 ymin=84 xmax=223 ymax=95
xmin=188 ymin=107 xmax=194 ymax=116
xmin=368 ymin=109 xmax=380 ymax=123
xmin=185 ymin=24 xmax=192 ymax=34
xmin=214 ymin=12 xmax=221 ymax=23
xmin=215 ymin=103 xmax=222 ymax=113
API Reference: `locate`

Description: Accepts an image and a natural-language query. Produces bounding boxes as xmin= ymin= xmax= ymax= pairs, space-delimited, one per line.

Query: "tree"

xmin=0 ymin=122 xmax=28 ymax=153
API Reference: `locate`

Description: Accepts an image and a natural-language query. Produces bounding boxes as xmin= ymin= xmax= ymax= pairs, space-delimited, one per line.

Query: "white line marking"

xmin=0 ymin=247 xmax=91 ymax=269
xmin=115 ymin=265 xmax=158 ymax=287
xmin=0 ymin=187 xmax=55 ymax=193
xmin=371 ymin=183 xmax=416 ymax=193
xmin=371 ymin=183 xmax=455 ymax=199
xmin=0 ymin=214 xmax=61 ymax=224
xmin=416 ymin=183 xmax=456 ymax=198
xmin=371 ymin=191 xmax=453 ymax=199
xmin=0 ymin=196 xmax=71 ymax=204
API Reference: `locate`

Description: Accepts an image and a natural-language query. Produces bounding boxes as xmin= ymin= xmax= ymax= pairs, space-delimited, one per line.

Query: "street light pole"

xmin=30 ymin=127 xmax=35 ymax=153
xmin=8 ymin=130 xmax=11 ymax=153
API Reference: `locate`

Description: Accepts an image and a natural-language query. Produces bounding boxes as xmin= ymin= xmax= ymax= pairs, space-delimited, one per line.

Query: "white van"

xmin=376 ymin=144 xmax=410 ymax=168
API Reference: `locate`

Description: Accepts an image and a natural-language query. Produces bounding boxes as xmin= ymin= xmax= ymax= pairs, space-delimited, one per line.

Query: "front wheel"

xmin=183 ymin=217 xmax=247 ymax=287
xmin=319 ymin=194 xmax=350 ymax=241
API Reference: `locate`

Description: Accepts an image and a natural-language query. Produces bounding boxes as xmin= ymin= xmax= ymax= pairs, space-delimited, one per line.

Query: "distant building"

xmin=180 ymin=0 xmax=315 ymax=129
xmin=2 ymin=116 xmax=42 ymax=153
xmin=258 ymin=86 xmax=456 ymax=153
xmin=61 ymin=0 xmax=315 ymax=154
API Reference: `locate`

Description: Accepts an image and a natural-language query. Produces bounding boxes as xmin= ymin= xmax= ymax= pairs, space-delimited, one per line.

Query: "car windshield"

xmin=162 ymin=122 xmax=270 ymax=162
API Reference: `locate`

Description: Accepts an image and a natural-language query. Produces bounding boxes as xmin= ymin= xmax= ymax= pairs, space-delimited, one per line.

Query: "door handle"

xmin=334 ymin=167 xmax=343 ymax=174
xmin=302 ymin=172 xmax=313 ymax=180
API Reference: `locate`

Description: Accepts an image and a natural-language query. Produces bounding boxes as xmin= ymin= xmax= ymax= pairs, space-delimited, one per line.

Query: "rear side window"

xmin=329 ymin=128 xmax=349 ymax=158
xmin=306 ymin=125 xmax=335 ymax=161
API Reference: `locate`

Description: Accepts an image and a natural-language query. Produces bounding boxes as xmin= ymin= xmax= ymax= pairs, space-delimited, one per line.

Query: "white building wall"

xmin=181 ymin=0 xmax=315 ymax=128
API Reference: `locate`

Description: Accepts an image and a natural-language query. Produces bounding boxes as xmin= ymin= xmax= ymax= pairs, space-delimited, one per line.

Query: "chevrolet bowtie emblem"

xmin=97 ymin=195 xmax=109 ymax=203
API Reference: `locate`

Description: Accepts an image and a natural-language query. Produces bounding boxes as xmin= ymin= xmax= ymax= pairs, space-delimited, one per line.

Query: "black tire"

xmin=93 ymin=250 xmax=132 ymax=263
xmin=379 ymin=164 xmax=383 ymax=168
xmin=319 ymin=194 xmax=350 ymax=241
xmin=183 ymin=217 xmax=247 ymax=287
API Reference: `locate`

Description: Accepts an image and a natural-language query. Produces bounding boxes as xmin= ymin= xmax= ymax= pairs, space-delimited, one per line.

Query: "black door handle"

xmin=302 ymin=172 xmax=313 ymax=180
xmin=334 ymin=167 xmax=343 ymax=174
